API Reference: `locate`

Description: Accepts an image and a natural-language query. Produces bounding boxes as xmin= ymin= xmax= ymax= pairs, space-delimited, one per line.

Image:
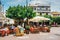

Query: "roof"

xmin=28 ymin=0 xmax=50 ymax=6
xmin=52 ymin=12 xmax=60 ymax=15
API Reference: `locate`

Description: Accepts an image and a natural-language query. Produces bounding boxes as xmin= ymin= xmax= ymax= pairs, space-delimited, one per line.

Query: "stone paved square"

xmin=0 ymin=27 xmax=60 ymax=40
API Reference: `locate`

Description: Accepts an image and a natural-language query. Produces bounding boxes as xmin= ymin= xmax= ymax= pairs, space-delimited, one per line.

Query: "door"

xmin=0 ymin=22 xmax=2 ymax=26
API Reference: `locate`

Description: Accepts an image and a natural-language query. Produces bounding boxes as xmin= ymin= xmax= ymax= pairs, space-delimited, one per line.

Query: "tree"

xmin=6 ymin=5 xmax=36 ymax=25
xmin=52 ymin=17 xmax=60 ymax=24
xmin=43 ymin=15 xmax=53 ymax=25
xmin=44 ymin=15 xmax=52 ymax=20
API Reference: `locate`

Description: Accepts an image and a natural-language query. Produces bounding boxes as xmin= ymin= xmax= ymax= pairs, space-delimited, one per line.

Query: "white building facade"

xmin=0 ymin=0 xmax=2 ymax=12
xmin=0 ymin=0 xmax=6 ymax=26
xmin=28 ymin=0 xmax=51 ymax=16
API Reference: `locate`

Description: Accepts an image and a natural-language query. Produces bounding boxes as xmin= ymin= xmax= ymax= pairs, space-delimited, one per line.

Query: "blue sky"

xmin=1 ymin=0 xmax=60 ymax=12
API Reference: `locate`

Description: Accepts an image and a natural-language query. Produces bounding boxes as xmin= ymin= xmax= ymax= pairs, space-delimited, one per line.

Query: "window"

xmin=33 ymin=7 xmax=36 ymax=10
xmin=46 ymin=13 xmax=48 ymax=15
xmin=37 ymin=7 xmax=41 ymax=11
xmin=40 ymin=13 xmax=42 ymax=15
xmin=47 ymin=8 xmax=50 ymax=11
xmin=41 ymin=8 xmax=46 ymax=11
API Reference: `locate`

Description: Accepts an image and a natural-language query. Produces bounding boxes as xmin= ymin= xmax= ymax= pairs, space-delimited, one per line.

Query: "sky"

xmin=1 ymin=0 xmax=60 ymax=12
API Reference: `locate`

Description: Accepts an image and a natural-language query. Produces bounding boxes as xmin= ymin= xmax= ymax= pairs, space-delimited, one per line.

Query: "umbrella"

xmin=6 ymin=18 xmax=14 ymax=24
xmin=29 ymin=16 xmax=50 ymax=22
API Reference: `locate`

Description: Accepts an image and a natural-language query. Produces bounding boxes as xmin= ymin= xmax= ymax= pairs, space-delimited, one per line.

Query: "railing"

xmin=34 ymin=10 xmax=51 ymax=12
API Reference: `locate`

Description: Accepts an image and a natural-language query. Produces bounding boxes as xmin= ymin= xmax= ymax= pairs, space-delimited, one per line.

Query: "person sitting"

xmin=20 ymin=26 xmax=25 ymax=35
xmin=14 ymin=25 xmax=24 ymax=36
xmin=0 ymin=26 xmax=10 ymax=36
xmin=17 ymin=25 xmax=25 ymax=35
xmin=40 ymin=24 xmax=43 ymax=27
xmin=44 ymin=23 xmax=46 ymax=27
xmin=10 ymin=24 xmax=15 ymax=34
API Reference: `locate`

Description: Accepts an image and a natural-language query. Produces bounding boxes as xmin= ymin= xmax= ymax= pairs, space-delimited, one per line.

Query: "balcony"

xmin=34 ymin=10 xmax=51 ymax=12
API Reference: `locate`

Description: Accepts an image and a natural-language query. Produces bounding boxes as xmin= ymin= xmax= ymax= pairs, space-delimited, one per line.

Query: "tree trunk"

xmin=14 ymin=20 xmax=18 ymax=25
xmin=26 ymin=18 xmax=29 ymax=25
xmin=19 ymin=19 xmax=24 ymax=27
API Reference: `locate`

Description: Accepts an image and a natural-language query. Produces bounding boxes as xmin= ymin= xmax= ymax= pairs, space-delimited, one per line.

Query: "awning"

xmin=29 ymin=16 xmax=50 ymax=22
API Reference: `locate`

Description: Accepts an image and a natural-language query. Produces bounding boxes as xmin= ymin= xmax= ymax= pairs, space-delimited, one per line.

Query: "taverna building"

xmin=28 ymin=0 xmax=51 ymax=16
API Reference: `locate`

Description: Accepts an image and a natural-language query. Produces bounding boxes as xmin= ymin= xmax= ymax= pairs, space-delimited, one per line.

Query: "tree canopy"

xmin=43 ymin=15 xmax=52 ymax=20
xmin=6 ymin=5 xmax=36 ymax=25
xmin=52 ymin=17 xmax=60 ymax=24
xmin=6 ymin=5 xmax=36 ymax=20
